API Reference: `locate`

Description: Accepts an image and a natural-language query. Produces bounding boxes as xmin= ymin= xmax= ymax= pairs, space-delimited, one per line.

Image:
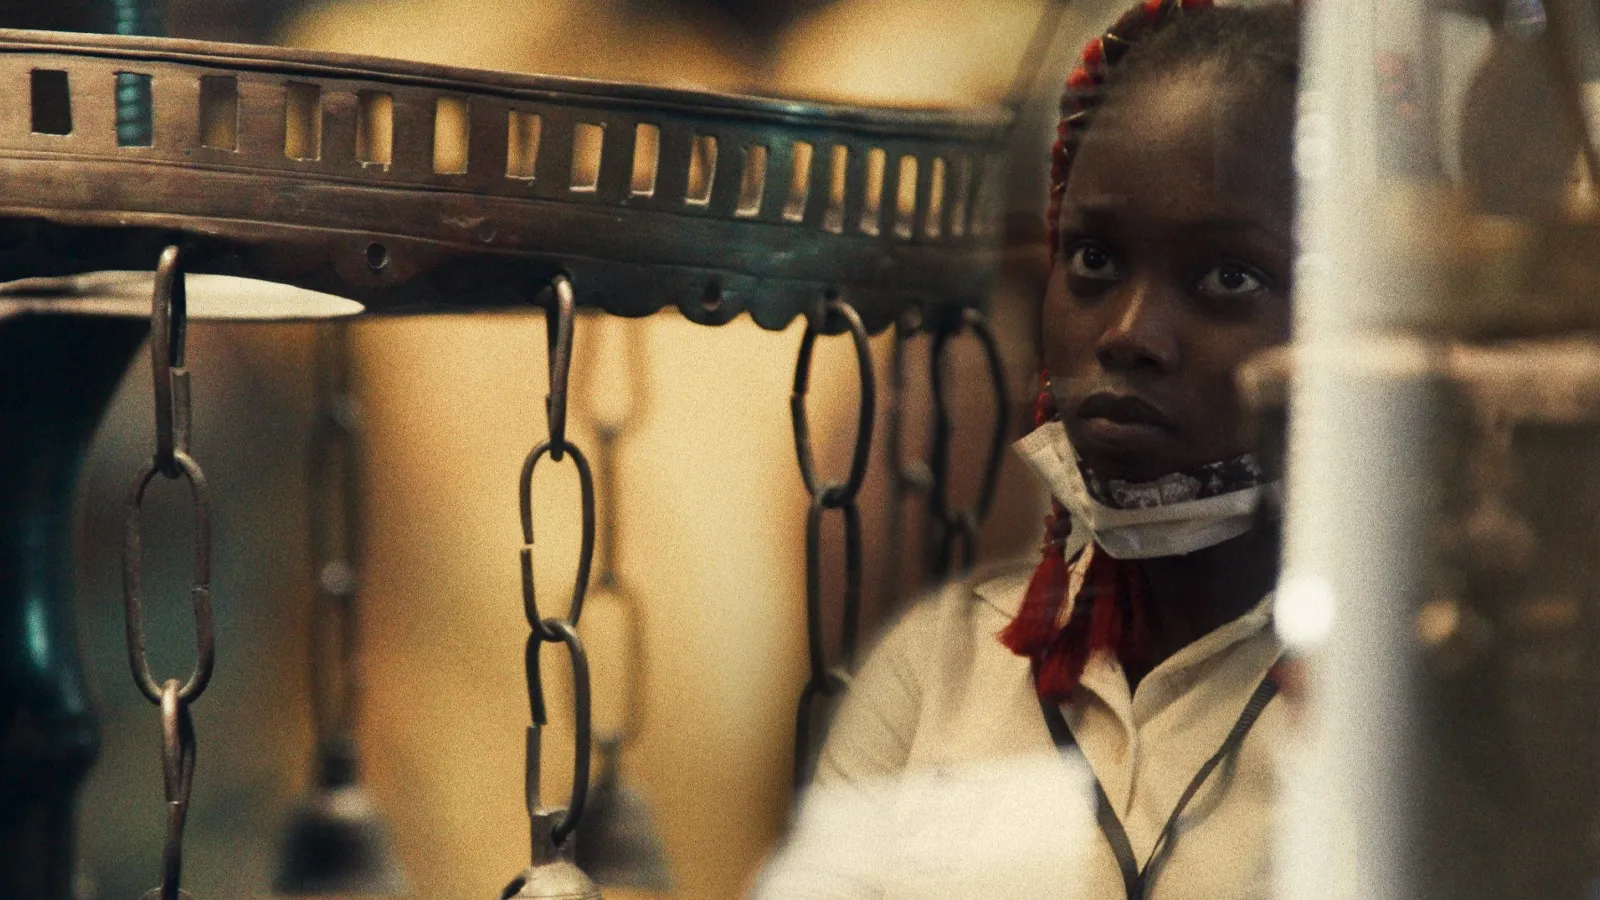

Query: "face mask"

xmin=1014 ymin=420 xmax=1281 ymax=559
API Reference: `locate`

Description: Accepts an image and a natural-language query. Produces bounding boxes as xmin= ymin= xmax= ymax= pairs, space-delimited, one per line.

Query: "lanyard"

xmin=1039 ymin=667 xmax=1281 ymax=900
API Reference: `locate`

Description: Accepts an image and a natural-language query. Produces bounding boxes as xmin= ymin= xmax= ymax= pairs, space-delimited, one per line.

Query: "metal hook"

xmin=791 ymin=298 xmax=876 ymax=506
xmin=544 ymin=277 xmax=576 ymax=463
xmin=929 ymin=307 xmax=1010 ymax=577
xmin=151 ymin=244 xmax=190 ymax=479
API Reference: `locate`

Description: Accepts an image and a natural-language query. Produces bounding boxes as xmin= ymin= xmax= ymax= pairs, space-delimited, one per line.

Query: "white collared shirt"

xmin=753 ymin=558 xmax=1286 ymax=900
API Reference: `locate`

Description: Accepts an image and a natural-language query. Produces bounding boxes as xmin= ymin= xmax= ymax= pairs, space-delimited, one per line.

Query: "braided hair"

xmin=1046 ymin=0 xmax=1300 ymax=257
xmin=1007 ymin=0 xmax=1300 ymax=701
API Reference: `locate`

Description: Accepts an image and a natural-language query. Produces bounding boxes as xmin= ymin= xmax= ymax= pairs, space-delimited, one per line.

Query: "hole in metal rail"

xmin=859 ymin=148 xmax=886 ymax=236
xmin=971 ymin=156 xmax=1000 ymax=236
xmin=30 ymin=69 xmax=71 ymax=135
xmin=115 ymin=72 xmax=153 ymax=147
xmin=736 ymin=144 xmax=768 ymax=217
xmin=630 ymin=123 xmax=659 ymax=196
xmin=571 ymin=122 xmax=604 ymax=191
xmin=433 ymin=96 xmax=469 ymax=174
xmin=926 ymin=157 xmax=946 ymax=239
xmin=198 ymin=75 xmax=238 ymax=150
xmin=356 ymin=90 xmax=393 ymax=168
xmin=285 ymin=81 xmax=323 ymax=160
xmin=823 ymin=145 xmax=848 ymax=234
xmin=893 ymin=155 xmax=918 ymax=239
xmin=365 ymin=242 xmax=389 ymax=272
xmin=784 ymin=141 xmax=814 ymax=222
xmin=950 ymin=156 xmax=971 ymax=237
xmin=686 ymin=134 xmax=717 ymax=206
xmin=507 ymin=109 xmax=541 ymax=179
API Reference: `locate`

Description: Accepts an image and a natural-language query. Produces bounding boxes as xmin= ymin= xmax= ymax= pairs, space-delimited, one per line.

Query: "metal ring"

xmin=544 ymin=276 xmax=576 ymax=463
xmin=123 ymin=451 xmax=214 ymax=705
xmin=157 ymin=679 xmax=196 ymax=900
xmin=150 ymin=244 xmax=188 ymax=478
xmin=538 ymin=619 xmax=592 ymax=847
xmin=791 ymin=298 xmax=876 ymax=506
xmin=804 ymin=495 xmax=864 ymax=679
xmin=929 ymin=307 xmax=1009 ymax=543
xmin=792 ymin=669 xmax=850 ymax=790
xmin=519 ymin=440 xmax=596 ymax=634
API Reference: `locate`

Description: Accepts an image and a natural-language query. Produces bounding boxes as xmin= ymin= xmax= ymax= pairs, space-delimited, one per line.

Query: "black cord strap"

xmin=1039 ymin=664 xmax=1281 ymax=900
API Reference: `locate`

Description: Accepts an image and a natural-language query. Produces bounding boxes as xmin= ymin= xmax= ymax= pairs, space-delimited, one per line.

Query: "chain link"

xmin=307 ymin=322 xmax=363 ymax=750
xmin=929 ymin=308 xmax=1009 ymax=579
xmin=122 ymin=244 xmax=212 ymax=900
xmin=516 ymin=275 xmax=595 ymax=849
xmin=790 ymin=298 xmax=875 ymax=790
xmin=884 ymin=309 xmax=933 ymax=608
xmin=580 ymin=316 xmax=652 ymax=744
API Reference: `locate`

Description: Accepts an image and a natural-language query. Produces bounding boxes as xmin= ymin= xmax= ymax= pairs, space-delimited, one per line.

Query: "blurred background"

xmin=55 ymin=1 xmax=1113 ymax=897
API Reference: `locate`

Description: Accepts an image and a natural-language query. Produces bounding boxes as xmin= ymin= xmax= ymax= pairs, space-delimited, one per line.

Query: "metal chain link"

xmin=929 ymin=308 xmax=1010 ymax=579
xmin=517 ymin=275 xmax=595 ymax=848
xmin=790 ymin=298 xmax=876 ymax=790
xmin=884 ymin=309 xmax=934 ymax=608
xmin=578 ymin=316 xmax=651 ymax=747
xmin=306 ymin=322 xmax=363 ymax=754
xmin=122 ymin=244 xmax=212 ymax=900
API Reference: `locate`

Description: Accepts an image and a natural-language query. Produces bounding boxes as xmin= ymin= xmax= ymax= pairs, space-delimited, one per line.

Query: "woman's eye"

xmin=1066 ymin=242 xmax=1121 ymax=280
xmin=1196 ymin=263 xmax=1267 ymax=298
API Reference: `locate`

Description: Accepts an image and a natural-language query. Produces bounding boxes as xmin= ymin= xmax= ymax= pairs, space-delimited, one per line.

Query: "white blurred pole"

xmin=1274 ymin=0 xmax=1440 ymax=898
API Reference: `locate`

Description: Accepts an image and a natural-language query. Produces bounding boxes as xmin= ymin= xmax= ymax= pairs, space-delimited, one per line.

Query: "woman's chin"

xmin=1068 ymin=419 xmax=1183 ymax=481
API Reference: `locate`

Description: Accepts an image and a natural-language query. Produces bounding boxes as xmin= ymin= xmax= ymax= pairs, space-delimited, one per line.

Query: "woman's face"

xmin=1043 ymin=62 xmax=1295 ymax=482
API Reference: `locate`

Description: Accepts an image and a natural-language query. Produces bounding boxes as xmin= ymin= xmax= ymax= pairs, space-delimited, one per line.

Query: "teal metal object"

xmin=0 ymin=0 xmax=163 ymax=894
xmin=0 ymin=313 xmax=145 ymax=899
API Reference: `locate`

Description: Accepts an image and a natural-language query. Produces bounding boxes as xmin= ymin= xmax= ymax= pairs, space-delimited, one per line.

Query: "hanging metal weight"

xmin=273 ymin=322 xmax=407 ymax=897
xmin=928 ymin=308 xmax=1009 ymax=580
xmin=790 ymin=298 xmax=875 ymax=791
xmin=503 ymin=276 xmax=602 ymax=900
xmin=121 ymin=245 xmax=212 ymax=900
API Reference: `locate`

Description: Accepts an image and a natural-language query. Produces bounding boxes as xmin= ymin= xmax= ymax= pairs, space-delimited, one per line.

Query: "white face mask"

xmin=1014 ymin=420 xmax=1281 ymax=560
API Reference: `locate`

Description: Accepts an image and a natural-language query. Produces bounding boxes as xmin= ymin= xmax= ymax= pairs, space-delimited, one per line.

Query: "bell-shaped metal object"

xmin=502 ymin=809 xmax=603 ymax=900
xmin=573 ymin=737 xmax=672 ymax=892
xmin=273 ymin=740 xmax=408 ymax=896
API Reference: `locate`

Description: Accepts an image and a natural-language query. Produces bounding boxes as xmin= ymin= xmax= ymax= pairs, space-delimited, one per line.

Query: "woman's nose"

xmin=1094 ymin=279 xmax=1180 ymax=373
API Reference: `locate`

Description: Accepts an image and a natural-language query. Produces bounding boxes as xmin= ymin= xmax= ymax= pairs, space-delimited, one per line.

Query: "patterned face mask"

xmin=1004 ymin=418 xmax=1281 ymax=701
xmin=1014 ymin=420 xmax=1279 ymax=560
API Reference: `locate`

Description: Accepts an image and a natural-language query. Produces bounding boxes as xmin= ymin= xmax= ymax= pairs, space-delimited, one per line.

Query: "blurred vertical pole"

xmin=0 ymin=4 xmax=163 ymax=896
xmin=0 ymin=316 xmax=145 ymax=899
xmin=1274 ymin=0 xmax=1441 ymax=899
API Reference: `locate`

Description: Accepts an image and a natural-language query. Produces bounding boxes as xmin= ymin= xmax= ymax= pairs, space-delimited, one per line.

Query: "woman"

xmin=755 ymin=2 xmax=1298 ymax=897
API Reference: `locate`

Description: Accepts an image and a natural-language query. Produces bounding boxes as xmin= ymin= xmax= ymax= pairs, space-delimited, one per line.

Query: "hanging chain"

xmin=517 ymin=275 xmax=595 ymax=850
xmin=122 ymin=244 xmax=212 ymax=900
xmin=884 ymin=309 xmax=934 ymax=608
xmin=928 ymin=308 xmax=1010 ymax=580
xmin=307 ymin=323 xmax=364 ymax=765
xmin=790 ymin=298 xmax=876 ymax=790
xmin=578 ymin=316 xmax=651 ymax=748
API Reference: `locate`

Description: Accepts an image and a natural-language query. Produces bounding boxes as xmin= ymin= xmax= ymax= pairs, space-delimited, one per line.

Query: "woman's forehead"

xmin=1063 ymin=64 xmax=1296 ymax=240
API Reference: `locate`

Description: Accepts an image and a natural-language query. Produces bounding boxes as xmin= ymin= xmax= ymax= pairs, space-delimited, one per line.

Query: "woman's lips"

xmin=1074 ymin=392 xmax=1176 ymax=445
